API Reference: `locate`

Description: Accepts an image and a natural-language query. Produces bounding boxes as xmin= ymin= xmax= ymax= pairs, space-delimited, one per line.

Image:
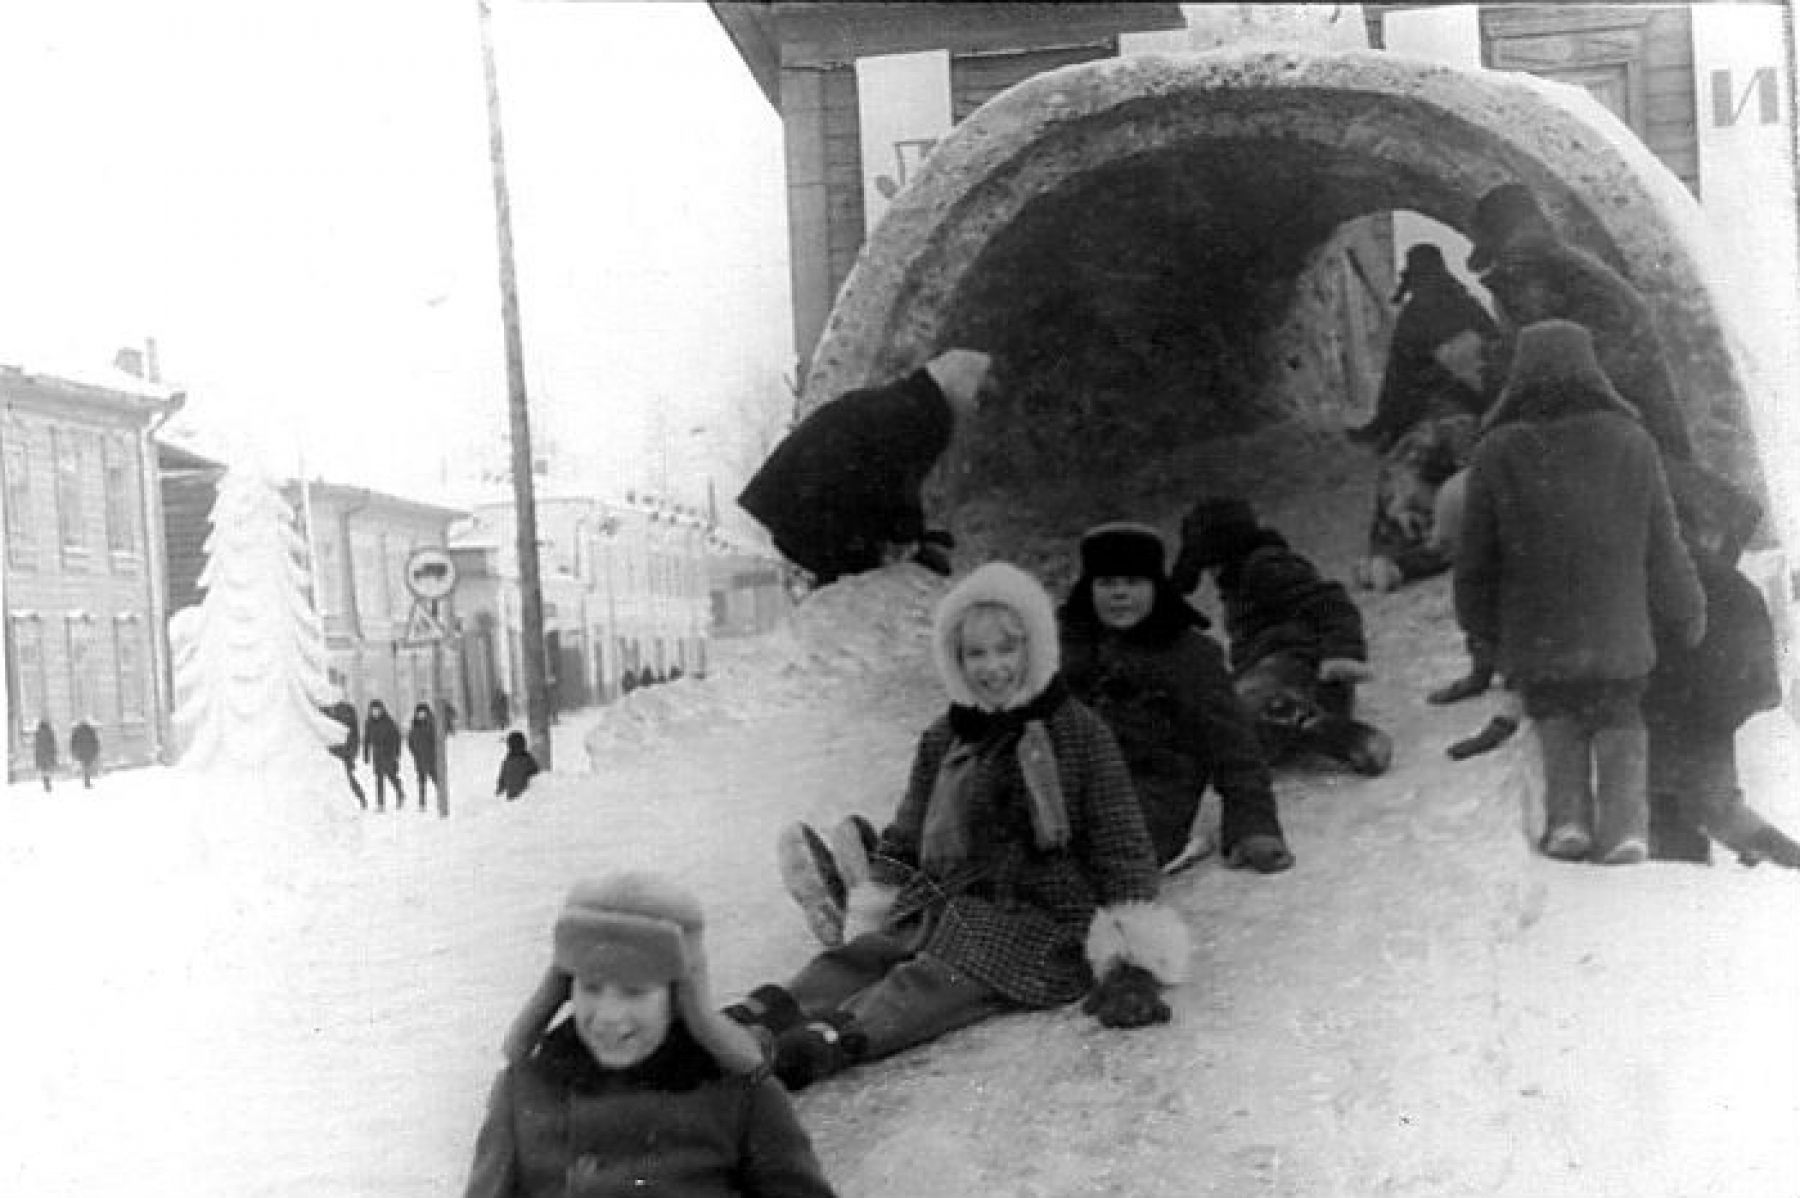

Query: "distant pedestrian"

xmin=495 ymin=731 xmax=540 ymax=801
xmin=33 ymin=718 xmax=56 ymax=792
xmin=407 ymin=703 xmax=439 ymax=812
xmin=444 ymin=703 xmax=457 ymax=736
xmin=69 ymin=721 xmax=100 ymax=788
xmin=322 ymin=699 xmax=367 ymax=808
xmin=490 ymin=688 xmax=510 ymax=730
xmin=363 ymin=700 xmax=406 ymax=812
xmin=620 ymin=670 xmax=638 ymax=696
xmin=738 ymin=348 xmax=992 ymax=585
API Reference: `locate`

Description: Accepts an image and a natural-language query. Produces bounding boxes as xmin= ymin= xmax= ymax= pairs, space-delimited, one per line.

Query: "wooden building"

xmin=3 ymin=361 xmax=182 ymax=780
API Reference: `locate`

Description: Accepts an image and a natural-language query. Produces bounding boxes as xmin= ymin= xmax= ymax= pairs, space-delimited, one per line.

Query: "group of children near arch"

xmin=459 ymin=183 xmax=1799 ymax=1196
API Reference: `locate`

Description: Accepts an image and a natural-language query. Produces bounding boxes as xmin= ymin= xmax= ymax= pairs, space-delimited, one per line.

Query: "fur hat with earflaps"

xmin=501 ymin=871 xmax=765 ymax=1074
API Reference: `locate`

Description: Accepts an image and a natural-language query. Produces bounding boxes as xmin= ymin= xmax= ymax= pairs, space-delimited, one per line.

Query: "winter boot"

xmin=1301 ymin=715 xmax=1393 ymax=776
xmin=1536 ymin=717 xmax=1594 ymax=862
xmin=1648 ymin=788 xmax=1711 ymax=865
xmin=772 ymin=1012 xmax=868 ymax=1091
xmin=1428 ymin=667 xmax=1493 ymax=706
xmin=1706 ymin=798 xmax=1800 ymax=869
xmin=776 ymin=822 xmax=848 ymax=946
xmin=722 ymin=983 xmax=804 ymax=1039
xmin=1446 ymin=715 xmax=1520 ymax=761
xmin=1591 ymin=727 xmax=1650 ymax=865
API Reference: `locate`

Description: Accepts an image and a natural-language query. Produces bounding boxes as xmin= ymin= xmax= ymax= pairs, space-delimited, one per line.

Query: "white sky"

xmin=0 ymin=0 xmax=794 ymax=509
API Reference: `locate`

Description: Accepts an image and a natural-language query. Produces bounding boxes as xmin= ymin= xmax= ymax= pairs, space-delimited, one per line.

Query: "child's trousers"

xmin=786 ymin=930 xmax=1011 ymax=1060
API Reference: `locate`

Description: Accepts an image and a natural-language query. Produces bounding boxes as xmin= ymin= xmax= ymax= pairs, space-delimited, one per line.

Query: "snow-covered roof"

xmin=0 ymin=355 xmax=182 ymax=405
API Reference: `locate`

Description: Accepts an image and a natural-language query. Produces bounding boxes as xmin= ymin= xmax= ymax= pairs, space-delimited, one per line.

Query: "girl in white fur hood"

xmin=731 ymin=561 xmax=1191 ymax=1090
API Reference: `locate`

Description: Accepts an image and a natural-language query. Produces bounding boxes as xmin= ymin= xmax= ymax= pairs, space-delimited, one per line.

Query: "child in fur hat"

xmin=746 ymin=561 xmax=1190 ymax=1091
xmin=467 ymin=872 xmax=838 ymax=1198
xmin=1059 ymin=521 xmax=1293 ymax=874
xmin=1171 ymin=498 xmax=1393 ymax=776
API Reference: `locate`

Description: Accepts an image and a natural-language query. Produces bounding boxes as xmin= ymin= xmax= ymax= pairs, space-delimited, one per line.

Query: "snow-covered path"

xmin=4 ymin=566 xmax=1798 ymax=1198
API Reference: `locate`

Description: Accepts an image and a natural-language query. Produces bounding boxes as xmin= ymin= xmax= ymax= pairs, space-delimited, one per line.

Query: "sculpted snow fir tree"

xmin=172 ymin=464 xmax=347 ymax=806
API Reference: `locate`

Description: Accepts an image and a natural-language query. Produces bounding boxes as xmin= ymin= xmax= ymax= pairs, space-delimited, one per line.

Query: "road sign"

xmin=405 ymin=547 xmax=458 ymax=600
xmin=403 ymin=602 xmax=447 ymax=644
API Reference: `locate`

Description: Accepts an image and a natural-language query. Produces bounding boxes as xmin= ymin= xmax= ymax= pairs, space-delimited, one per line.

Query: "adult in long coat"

xmin=737 ymin=349 xmax=991 ymax=585
xmin=1350 ymin=243 xmax=1498 ymax=451
xmin=407 ymin=703 xmax=439 ymax=812
xmin=723 ymin=562 xmax=1188 ymax=1091
xmin=69 ymin=721 xmax=100 ymax=788
xmin=1466 ymin=183 xmax=1694 ymax=463
xmin=362 ymin=700 xmax=406 ymax=812
xmin=1059 ymin=521 xmax=1291 ymax=873
xmin=1456 ymin=319 xmax=1705 ymax=865
xmin=33 ymin=718 xmax=57 ymax=792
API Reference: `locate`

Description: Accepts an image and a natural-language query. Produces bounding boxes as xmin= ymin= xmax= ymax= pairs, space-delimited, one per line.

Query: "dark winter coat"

xmin=323 ymin=701 xmax=359 ymax=763
xmin=407 ymin=708 xmax=438 ymax=773
xmin=363 ymin=708 xmax=403 ymax=771
xmin=1209 ymin=530 xmax=1369 ymax=676
xmin=464 ymin=1020 xmax=835 ymax=1198
xmin=497 ymin=735 xmax=541 ymax=799
xmin=872 ymin=678 xmax=1161 ymax=1009
xmin=69 ymin=721 xmax=99 ymax=767
xmin=1456 ymin=348 xmax=1704 ymax=687
xmin=1365 ymin=272 xmax=1497 ymax=443
xmin=33 ymin=720 xmax=56 ymax=772
xmin=1480 ymin=233 xmax=1694 ymax=462
xmin=1059 ymin=586 xmax=1281 ymax=864
xmin=737 ymin=368 xmax=956 ymax=583
xmin=1643 ymin=546 xmax=1782 ymax=735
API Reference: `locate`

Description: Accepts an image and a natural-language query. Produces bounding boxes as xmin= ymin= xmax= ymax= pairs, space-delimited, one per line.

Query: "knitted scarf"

xmin=921 ymin=676 xmax=1072 ymax=874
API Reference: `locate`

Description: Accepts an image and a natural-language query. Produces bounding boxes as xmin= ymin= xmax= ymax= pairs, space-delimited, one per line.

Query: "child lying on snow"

xmin=466 ymin=872 xmax=839 ymax=1198
xmin=745 ymin=562 xmax=1189 ymax=1091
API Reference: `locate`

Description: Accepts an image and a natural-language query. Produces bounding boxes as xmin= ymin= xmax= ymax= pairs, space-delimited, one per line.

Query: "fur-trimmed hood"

xmin=931 ymin=561 xmax=1061 ymax=710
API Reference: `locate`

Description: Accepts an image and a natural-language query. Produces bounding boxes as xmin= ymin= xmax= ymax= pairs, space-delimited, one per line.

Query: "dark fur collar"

xmin=948 ymin=674 xmax=1070 ymax=741
xmin=532 ymin=1017 xmax=723 ymax=1093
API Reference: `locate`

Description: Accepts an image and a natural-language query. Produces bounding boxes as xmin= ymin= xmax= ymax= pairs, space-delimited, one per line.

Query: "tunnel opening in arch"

xmin=802 ymin=49 xmax=1771 ymax=568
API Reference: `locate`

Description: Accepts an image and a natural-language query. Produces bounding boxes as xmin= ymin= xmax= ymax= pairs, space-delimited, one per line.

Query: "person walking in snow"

xmin=69 ymin=720 xmax=100 ymax=788
xmin=741 ymin=562 xmax=1189 ymax=1092
xmin=362 ymin=699 xmax=406 ymax=812
xmin=33 ymin=717 xmax=57 ymax=792
xmin=1171 ymin=497 xmax=1393 ymax=776
xmin=495 ymin=731 xmax=540 ymax=801
xmin=472 ymin=872 xmax=839 ymax=1198
xmin=322 ymin=699 xmax=367 ymax=808
xmin=1455 ymin=320 xmax=1705 ymax=866
xmin=1059 ymin=521 xmax=1294 ymax=874
xmin=737 ymin=348 xmax=993 ymax=586
xmin=407 ymin=703 xmax=439 ymax=812
xmin=1643 ymin=517 xmax=1800 ymax=869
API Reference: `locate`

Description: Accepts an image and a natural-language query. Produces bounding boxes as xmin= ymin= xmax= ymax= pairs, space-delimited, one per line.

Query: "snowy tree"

xmin=173 ymin=464 xmax=344 ymax=780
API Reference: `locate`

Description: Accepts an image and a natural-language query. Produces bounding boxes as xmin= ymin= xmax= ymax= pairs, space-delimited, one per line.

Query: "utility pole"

xmin=477 ymin=0 xmax=552 ymax=768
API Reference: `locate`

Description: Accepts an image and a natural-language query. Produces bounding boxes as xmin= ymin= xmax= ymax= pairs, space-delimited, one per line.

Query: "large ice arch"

xmin=802 ymin=47 xmax=1774 ymax=522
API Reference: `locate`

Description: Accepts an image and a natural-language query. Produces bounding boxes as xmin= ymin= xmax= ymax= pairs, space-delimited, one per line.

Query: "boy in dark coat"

xmin=1060 ymin=521 xmax=1292 ymax=873
xmin=1172 ymin=498 xmax=1393 ymax=777
xmin=473 ymin=873 xmax=838 ymax=1198
xmin=1350 ymin=243 xmax=1498 ymax=451
xmin=323 ymin=699 xmax=366 ymax=807
xmin=495 ymin=730 xmax=540 ymax=800
xmin=1456 ymin=320 xmax=1705 ymax=865
xmin=738 ymin=348 xmax=991 ymax=585
xmin=1644 ymin=537 xmax=1800 ymax=868
xmin=69 ymin=721 xmax=100 ymax=788
xmin=362 ymin=700 xmax=405 ymax=812
xmin=33 ymin=718 xmax=57 ymax=792
xmin=407 ymin=703 xmax=439 ymax=813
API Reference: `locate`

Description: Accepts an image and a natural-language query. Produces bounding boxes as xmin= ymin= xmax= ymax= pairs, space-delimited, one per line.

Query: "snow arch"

xmin=802 ymin=47 xmax=1770 ymax=509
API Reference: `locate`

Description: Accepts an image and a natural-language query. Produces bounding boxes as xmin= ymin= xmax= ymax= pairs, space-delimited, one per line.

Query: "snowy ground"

xmin=5 ymin=478 xmax=1800 ymax=1197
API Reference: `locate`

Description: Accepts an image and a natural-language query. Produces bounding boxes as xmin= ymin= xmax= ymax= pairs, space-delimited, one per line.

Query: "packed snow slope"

xmin=4 ymin=424 xmax=1797 ymax=1198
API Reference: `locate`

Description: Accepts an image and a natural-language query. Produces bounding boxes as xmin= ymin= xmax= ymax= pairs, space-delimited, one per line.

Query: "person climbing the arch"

xmin=737 ymin=349 xmax=992 ymax=587
xmin=1171 ymin=496 xmax=1394 ymax=777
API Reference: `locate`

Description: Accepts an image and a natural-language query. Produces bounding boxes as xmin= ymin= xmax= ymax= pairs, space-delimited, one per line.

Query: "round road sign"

xmin=404 ymin=547 xmax=458 ymax=600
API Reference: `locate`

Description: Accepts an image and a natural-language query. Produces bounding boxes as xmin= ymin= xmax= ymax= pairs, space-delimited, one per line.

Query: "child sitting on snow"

xmin=1170 ymin=497 xmax=1393 ymax=776
xmin=495 ymin=731 xmax=540 ymax=801
xmin=738 ymin=562 xmax=1189 ymax=1091
xmin=467 ymin=872 xmax=839 ymax=1198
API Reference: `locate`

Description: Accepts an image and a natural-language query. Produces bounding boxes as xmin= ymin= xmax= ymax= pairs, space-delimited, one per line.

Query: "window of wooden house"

xmin=114 ymin=616 xmax=146 ymax=724
xmin=52 ymin=427 xmax=85 ymax=554
xmin=3 ymin=436 xmax=34 ymax=569
xmin=65 ymin=615 xmax=98 ymax=719
xmin=103 ymin=435 xmax=137 ymax=557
